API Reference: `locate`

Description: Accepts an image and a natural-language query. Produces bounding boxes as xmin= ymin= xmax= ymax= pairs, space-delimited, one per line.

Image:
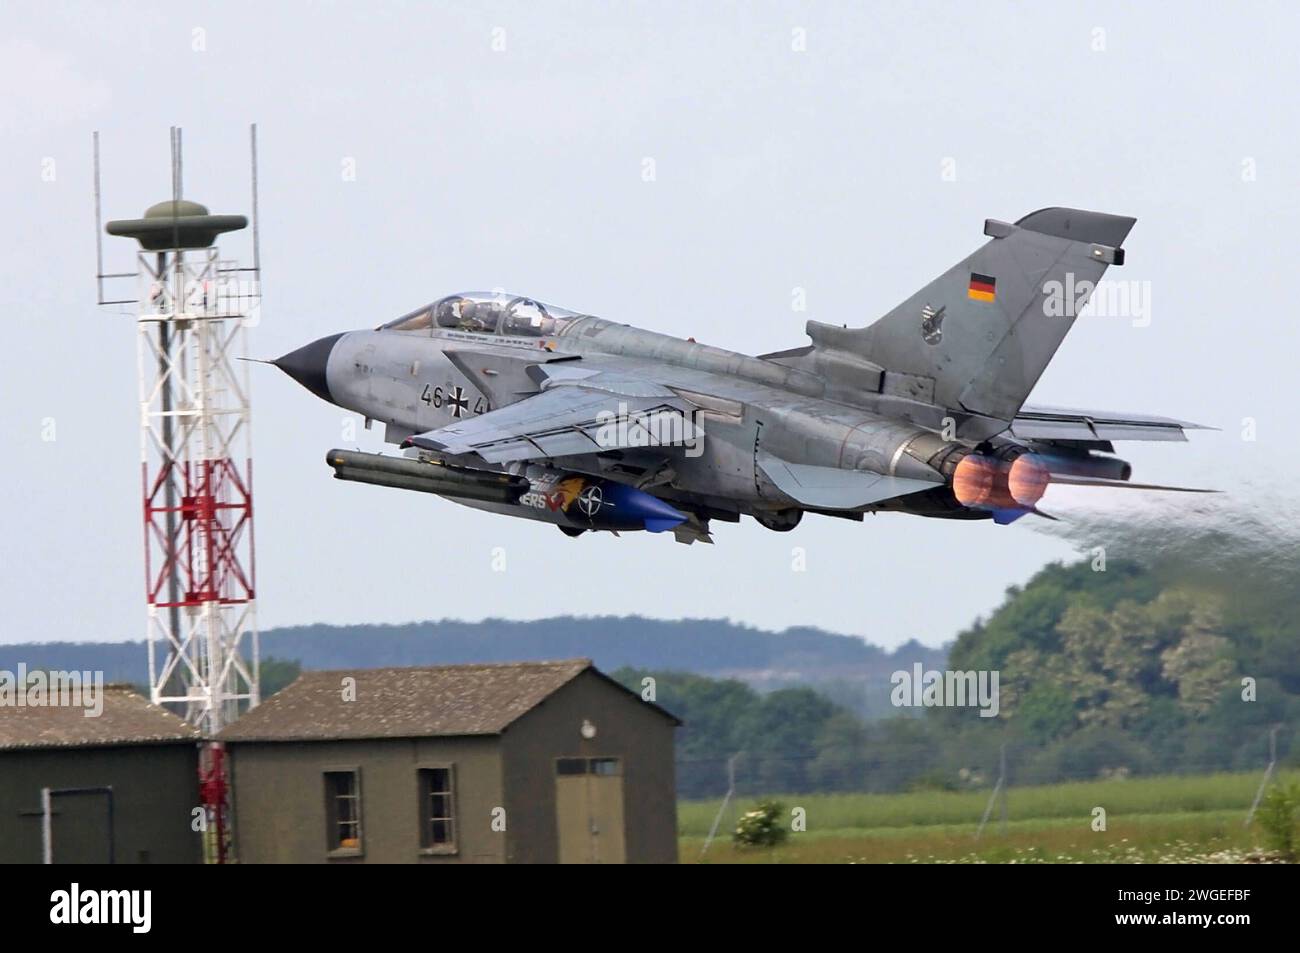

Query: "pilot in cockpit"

xmin=434 ymin=296 xmax=462 ymax=328
xmin=457 ymin=300 xmax=486 ymax=331
xmin=434 ymin=296 xmax=484 ymax=332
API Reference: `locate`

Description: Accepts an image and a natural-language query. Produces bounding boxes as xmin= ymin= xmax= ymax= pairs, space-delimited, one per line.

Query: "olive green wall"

xmin=500 ymin=671 xmax=678 ymax=864
xmin=227 ymin=736 xmax=505 ymax=863
xmin=227 ymin=671 xmax=678 ymax=864
xmin=0 ymin=744 xmax=202 ymax=864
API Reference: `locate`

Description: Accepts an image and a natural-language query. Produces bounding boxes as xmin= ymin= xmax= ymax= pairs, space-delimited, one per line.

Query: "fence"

xmin=674 ymin=723 xmax=1294 ymax=802
xmin=680 ymin=725 xmax=1295 ymax=854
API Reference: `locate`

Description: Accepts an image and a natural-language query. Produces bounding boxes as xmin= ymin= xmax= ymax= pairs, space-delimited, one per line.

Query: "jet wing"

xmin=1010 ymin=405 xmax=1211 ymax=444
xmin=404 ymin=383 xmax=702 ymax=464
xmin=756 ymin=452 xmax=938 ymax=510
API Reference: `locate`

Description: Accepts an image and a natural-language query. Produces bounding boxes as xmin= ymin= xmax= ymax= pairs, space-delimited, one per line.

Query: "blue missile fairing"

xmin=587 ymin=481 xmax=688 ymax=533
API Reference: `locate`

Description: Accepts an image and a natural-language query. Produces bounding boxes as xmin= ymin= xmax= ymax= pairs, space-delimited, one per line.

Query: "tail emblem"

xmin=920 ymin=303 xmax=946 ymax=345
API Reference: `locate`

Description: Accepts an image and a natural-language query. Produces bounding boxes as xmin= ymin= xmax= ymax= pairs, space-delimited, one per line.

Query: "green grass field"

xmin=678 ymin=770 xmax=1299 ymax=863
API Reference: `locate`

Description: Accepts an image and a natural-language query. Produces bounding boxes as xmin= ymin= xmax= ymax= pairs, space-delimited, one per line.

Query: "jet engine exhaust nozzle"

xmin=1007 ymin=454 xmax=1051 ymax=507
xmin=950 ymin=451 xmax=1050 ymax=522
xmin=951 ymin=453 xmax=1000 ymax=509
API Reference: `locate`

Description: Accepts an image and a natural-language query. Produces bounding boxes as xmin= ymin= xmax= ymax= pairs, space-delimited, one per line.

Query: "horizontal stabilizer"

xmin=1011 ymin=405 xmax=1211 ymax=444
xmin=757 ymin=453 xmax=938 ymax=510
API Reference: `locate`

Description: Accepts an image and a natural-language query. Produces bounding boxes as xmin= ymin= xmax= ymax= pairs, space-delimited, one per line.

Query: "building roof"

xmin=219 ymin=658 xmax=674 ymax=743
xmin=0 ymin=685 xmax=201 ymax=751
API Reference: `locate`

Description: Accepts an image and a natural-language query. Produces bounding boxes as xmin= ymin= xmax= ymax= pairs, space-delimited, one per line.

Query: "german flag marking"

xmin=968 ymin=273 xmax=996 ymax=302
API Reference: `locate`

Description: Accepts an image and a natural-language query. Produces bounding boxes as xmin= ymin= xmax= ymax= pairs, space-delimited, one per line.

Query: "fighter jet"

xmin=274 ymin=207 xmax=1209 ymax=544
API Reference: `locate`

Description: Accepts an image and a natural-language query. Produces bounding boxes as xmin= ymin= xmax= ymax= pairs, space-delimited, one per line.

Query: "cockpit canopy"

xmin=380 ymin=291 xmax=583 ymax=338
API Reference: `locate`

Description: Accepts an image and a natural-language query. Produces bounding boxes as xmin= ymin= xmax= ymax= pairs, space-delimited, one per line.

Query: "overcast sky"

xmin=2 ymin=2 xmax=1293 ymax=648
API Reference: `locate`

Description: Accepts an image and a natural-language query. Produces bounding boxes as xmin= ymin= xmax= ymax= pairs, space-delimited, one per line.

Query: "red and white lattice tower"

xmin=97 ymin=128 xmax=261 ymax=742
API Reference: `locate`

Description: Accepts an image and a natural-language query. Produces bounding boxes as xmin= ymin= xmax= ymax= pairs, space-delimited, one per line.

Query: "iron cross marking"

xmin=447 ymin=386 xmax=469 ymax=418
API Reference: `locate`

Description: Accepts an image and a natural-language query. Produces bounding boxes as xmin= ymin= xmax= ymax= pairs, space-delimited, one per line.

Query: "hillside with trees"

xmin=620 ymin=559 xmax=1299 ymax=797
xmin=6 ymin=559 xmax=1292 ymax=799
xmin=0 ymin=616 xmax=944 ymax=722
xmin=939 ymin=559 xmax=1299 ymax=775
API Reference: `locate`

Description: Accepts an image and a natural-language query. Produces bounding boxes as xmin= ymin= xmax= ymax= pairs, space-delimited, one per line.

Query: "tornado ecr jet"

xmin=274 ymin=207 xmax=1209 ymax=544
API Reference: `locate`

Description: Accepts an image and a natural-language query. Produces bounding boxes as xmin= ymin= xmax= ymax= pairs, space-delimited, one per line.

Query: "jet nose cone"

xmin=274 ymin=332 xmax=344 ymax=403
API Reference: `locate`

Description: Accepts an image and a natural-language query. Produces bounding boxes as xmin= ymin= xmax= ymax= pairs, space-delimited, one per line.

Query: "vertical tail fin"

xmin=807 ymin=207 xmax=1135 ymax=433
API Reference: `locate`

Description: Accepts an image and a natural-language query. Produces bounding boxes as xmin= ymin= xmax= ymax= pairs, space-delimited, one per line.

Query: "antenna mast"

xmin=95 ymin=127 xmax=262 ymax=739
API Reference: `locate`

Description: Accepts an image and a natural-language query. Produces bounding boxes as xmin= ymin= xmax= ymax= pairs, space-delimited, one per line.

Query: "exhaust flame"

xmin=951 ymin=451 xmax=1047 ymax=512
xmin=951 ymin=454 xmax=1000 ymax=508
xmin=949 ymin=450 xmax=1171 ymax=519
xmin=1007 ymin=455 xmax=1051 ymax=507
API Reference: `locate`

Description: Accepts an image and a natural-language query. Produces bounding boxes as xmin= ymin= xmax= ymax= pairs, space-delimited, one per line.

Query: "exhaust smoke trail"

xmin=1031 ymin=480 xmax=1300 ymax=603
